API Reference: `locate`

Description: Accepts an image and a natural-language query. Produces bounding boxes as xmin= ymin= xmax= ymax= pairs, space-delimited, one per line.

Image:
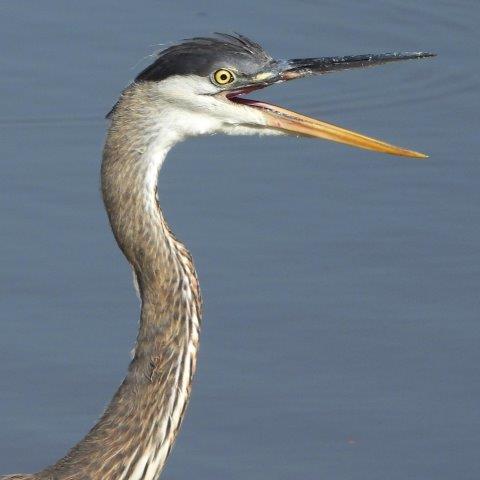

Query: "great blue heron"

xmin=1 ymin=34 xmax=433 ymax=480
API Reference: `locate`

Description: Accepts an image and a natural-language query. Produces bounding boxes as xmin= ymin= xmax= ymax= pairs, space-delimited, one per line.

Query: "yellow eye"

xmin=213 ymin=69 xmax=235 ymax=85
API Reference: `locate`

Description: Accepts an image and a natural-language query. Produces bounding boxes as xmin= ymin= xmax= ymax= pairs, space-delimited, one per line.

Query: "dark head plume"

xmin=135 ymin=33 xmax=273 ymax=83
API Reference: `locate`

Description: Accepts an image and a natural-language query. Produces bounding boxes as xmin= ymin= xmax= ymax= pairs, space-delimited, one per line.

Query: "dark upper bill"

xmin=278 ymin=52 xmax=436 ymax=80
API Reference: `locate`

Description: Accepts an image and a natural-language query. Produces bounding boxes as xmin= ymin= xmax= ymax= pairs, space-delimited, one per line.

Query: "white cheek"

xmin=156 ymin=75 xmax=218 ymax=98
xmin=219 ymin=124 xmax=285 ymax=137
xmin=151 ymin=75 xmax=282 ymax=138
xmin=168 ymin=109 xmax=222 ymax=136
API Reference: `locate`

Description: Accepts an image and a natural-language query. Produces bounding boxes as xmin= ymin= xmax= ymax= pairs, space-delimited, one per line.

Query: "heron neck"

xmin=39 ymin=91 xmax=202 ymax=480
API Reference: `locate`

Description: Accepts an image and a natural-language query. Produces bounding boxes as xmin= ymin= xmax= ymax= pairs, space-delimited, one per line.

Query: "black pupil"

xmin=220 ymin=73 xmax=228 ymax=81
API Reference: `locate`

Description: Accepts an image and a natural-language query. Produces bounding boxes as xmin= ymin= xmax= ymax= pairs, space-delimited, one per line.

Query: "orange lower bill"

xmin=243 ymin=99 xmax=427 ymax=159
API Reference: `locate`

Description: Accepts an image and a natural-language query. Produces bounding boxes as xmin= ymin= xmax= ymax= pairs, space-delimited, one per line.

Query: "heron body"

xmin=1 ymin=34 xmax=433 ymax=480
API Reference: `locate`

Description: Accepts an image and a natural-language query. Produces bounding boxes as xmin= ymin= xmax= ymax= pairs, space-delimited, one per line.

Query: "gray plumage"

xmin=136 ymin=33 xmax=273 ymax=82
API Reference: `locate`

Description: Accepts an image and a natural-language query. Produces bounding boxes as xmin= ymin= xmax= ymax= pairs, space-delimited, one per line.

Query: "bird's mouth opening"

xmin=224 ymin=87 xmax=427 ymax=158
xmin=226 ymin=89 xmax=273 ymax=109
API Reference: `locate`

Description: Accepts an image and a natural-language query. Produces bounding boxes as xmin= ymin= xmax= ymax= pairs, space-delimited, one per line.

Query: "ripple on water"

xmin=272 ymin=0 xmax=477 ymax=119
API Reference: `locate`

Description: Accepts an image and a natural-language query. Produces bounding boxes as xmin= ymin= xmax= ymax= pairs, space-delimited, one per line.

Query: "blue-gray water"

xmin=0 ymin=1 xmax=478 ymax=479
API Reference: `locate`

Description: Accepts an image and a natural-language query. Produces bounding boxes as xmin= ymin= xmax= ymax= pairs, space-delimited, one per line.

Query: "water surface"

xmin=0 ymin=1 xmax=479 ymax=479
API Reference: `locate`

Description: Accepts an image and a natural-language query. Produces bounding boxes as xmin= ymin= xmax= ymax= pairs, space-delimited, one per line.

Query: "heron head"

xmin=117 ymin=34 xmax=434 ymax=158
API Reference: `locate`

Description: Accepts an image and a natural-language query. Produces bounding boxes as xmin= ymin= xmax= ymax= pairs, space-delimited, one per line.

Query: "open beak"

xmin=229 ymin=52 xmax=435 ymax=158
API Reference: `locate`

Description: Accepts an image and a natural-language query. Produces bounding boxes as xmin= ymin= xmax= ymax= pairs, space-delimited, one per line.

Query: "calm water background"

xmin=0 ymin=1 xmax=478 ymax=479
